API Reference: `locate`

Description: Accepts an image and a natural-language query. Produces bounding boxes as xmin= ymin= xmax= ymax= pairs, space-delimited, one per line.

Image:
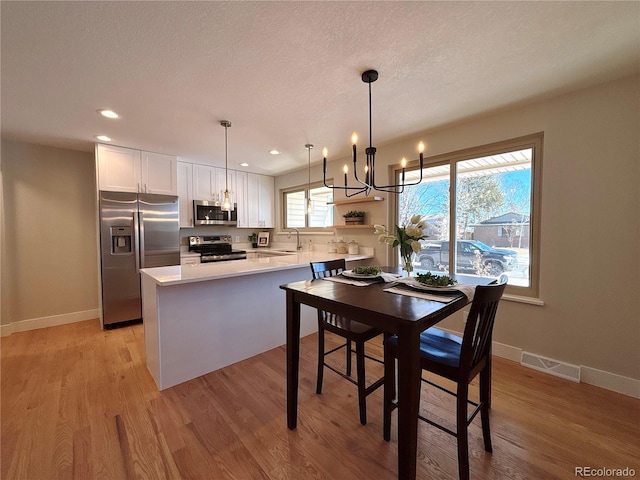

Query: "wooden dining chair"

xmin=382 ymin=275 xmax=508 ymax=480
xmin=310 ymin=259 xmax=385 ymax=425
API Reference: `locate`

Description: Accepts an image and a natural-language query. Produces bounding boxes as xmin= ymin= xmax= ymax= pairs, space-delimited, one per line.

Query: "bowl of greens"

xmin=413 ymin=272 xmax=458 ymax=288
xmin=343 ymin=266 xmax=383 ymax=278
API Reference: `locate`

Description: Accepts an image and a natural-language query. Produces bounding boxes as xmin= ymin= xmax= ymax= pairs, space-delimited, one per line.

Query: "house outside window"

xmin=474 ymin=213 xmax=531 ymax=248
xmin=283 ymin=183 xmax=333 ymax=229
xmin=395 ymin=133 xmax=542 ymax=298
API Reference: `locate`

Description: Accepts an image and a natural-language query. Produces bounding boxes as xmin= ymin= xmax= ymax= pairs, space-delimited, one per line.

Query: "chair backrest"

xmin=459 ymin=275 xmax=508 ymax=374
xmin=310 ymin=259 xmax=347 ymax=279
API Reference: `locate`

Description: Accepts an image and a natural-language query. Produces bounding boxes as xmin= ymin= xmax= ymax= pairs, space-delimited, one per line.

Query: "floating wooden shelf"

xmin=326 ymin=196 xmax=384 ymax=206
xmin=332 ymin=224 xmax=377 ymax=229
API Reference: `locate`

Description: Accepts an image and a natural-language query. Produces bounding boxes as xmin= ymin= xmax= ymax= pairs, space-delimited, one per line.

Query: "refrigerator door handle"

xmin=138 ymin=212 xmax=146 ymax=269
xmin=133 ymin=212 xmax=141 ymax=272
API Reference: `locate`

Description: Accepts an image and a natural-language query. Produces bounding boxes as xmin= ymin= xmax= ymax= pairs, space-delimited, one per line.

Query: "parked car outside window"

xmin=416 ymin=240 xmax=518 ymax=276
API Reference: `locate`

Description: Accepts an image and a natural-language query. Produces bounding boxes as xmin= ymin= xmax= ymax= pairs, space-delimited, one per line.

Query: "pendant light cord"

xmin=224 ymin=124 xmax=229 ymax=191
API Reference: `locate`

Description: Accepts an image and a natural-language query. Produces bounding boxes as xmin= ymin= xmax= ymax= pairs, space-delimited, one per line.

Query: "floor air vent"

xmin=521 ymin=352 xmax=580 ymax=383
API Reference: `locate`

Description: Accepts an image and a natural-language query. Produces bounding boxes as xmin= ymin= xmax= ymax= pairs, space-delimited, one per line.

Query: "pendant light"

xmin=322 ymin=69 xmax=425 ymax=197
xmin=305 ymin=144 xmax=313 ymax=215
xmin=220 ymin=120 xmax=233 ymax=212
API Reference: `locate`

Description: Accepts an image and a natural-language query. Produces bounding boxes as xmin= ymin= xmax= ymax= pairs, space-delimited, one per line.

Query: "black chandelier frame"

xmin=323 ymin=69 xmax=424 ymax=197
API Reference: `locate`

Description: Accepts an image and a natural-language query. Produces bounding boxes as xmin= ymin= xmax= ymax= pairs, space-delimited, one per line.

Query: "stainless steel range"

xmin=188 ymin=235 xmax=247 ymax=263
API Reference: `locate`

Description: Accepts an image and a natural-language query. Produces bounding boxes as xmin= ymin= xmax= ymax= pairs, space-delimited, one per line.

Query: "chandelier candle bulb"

xmin=322 ymin=148 xmax=329 ymax=179
xmin=343 ymin=164 xmax=348 ymax=186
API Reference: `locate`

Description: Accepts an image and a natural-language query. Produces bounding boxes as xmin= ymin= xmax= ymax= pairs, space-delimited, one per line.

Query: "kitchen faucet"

xmin=288 ymin=228 xmax=302 ymax=250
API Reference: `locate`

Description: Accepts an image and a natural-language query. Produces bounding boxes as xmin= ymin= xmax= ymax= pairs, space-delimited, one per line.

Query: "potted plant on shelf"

xmin=248 ymin=232 xmax=258 ymax=248
xmin=343 ymin=210 xmax=366 ymax=225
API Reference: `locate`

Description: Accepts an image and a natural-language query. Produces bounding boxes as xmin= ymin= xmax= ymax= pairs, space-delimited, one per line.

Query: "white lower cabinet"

xmin=180 ymin=255 xmax=200 ymax=265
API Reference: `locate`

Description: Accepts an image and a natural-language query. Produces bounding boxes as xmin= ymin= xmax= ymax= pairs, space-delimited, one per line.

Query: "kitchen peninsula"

xmin=140 ymin=250 xmax=374 ymax=390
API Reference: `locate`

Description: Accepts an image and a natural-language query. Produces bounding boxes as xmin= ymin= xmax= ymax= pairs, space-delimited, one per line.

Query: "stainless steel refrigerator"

xmin=99 ymin=191 xmax=180 ymax=327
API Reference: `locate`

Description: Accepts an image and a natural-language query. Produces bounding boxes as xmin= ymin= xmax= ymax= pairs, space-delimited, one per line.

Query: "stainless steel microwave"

xmin=193 ymin=200 xmax=237 ymax=226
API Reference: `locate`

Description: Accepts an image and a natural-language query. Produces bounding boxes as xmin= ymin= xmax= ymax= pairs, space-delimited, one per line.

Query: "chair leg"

xmin=383 ymin=344 xmax=395 ymax=441
xmin=486 ymin=353 xmax=493 ymax=408
xmin=480 ymin=367 xmax=493 ymax=453
xmin=346 ymin=339 xmax=353 ymax=377
xmin=355 ymin=340 xmax=367 ymax=425
xmin=456 ymin=382 xmax=470 ymax=480
xmin=316 ymin=323 xmax=325 ymax=395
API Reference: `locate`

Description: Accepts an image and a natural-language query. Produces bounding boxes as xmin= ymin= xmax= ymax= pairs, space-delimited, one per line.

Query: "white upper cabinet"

xmin=247 ymin=173 xmax=274 ymax=228
xmin=216 ymin=168 xmax=236 ymax=204
xmin=192 ymin=165 xmax=239 ymax=205
xmin=235 ymin=171 xmax=248 ymax=228
xmin=141 ymin=151 xmax=177 ymax=195
xmin=96 ymin=144 xmax=141 ymax=193
xmin=258 ymin=174 xmax=274 ymax=228
xmin=96 ymin=144 xmax=177 ymax=195
xmin=192 ymin=164 xmax=217 ymax=201
xmin=177 ymin=161 xmax=194 ymax=228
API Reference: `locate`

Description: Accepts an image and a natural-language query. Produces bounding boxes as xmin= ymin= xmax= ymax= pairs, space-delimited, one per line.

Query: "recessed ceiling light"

xmin=240 ymin=162 xmax=249 ymax=167
xmin=269 ymin=150 xmax=280 ymax=155
xmin=95 ymin=135 xmax=112 ymax=142
xmin=97 ymin=109 xmax=119 ymax=119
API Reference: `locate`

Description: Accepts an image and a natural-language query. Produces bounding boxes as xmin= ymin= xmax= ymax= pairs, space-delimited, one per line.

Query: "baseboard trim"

xmin=1 ymin=309 xmax=100 ymax=337
xmin=491 ymin=340 xmax=522 ymax=363
xmin=435 ymin=326 xmax=639 ymax=399
xmin=581 ymin=365 xmax=640 ymax=399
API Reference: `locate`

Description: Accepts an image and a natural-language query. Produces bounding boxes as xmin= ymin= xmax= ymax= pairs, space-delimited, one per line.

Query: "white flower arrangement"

xmin=374 ymin=215 xmax=428 ymax=275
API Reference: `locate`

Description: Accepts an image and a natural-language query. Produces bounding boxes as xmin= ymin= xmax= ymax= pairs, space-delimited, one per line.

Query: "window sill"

xmin=502 ymin=293 xmax=544 ymax=306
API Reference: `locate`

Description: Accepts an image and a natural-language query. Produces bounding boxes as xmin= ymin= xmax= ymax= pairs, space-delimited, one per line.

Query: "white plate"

xmin=404 ymin=279 xmax=460 ymax=293
xmin=342 ymin=269 xmax=382 ymax=279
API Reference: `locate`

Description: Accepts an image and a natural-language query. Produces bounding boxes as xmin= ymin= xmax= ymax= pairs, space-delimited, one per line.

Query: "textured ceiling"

xmin=1 ymin=1 xmax=638 ymax=175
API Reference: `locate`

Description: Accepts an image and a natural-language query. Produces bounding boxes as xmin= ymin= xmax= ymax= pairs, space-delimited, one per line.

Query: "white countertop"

xmin=141 ymin=250 xmax=374 ymax=286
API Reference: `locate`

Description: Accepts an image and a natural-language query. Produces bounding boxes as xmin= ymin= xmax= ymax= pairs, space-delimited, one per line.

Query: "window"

xmin=283 ymin=183 xmax=334 ymax=228
xmin=396 ymin=133 xmax=542 ymax=298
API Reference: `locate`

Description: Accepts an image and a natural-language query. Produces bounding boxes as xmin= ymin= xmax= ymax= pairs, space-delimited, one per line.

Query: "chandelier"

xmin=220 ymin=120 xmax=233 ymax=212
xmin=323 ymin=69 xmax=425 ymax=197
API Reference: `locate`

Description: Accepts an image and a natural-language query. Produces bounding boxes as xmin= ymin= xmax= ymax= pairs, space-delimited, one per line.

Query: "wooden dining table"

xmin=279 ymin=269 xmax=493 ymax=480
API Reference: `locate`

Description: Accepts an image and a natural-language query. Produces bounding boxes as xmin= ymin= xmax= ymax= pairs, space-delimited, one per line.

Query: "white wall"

xmin=1 ymin=140 xmax=99 ymax=330
xmin=276 ymin=74 xmax=640 ymax=383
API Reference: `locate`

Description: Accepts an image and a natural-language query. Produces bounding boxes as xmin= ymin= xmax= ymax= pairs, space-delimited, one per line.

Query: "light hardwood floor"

xmin=1 ymin=319 xmax=638 ymax=479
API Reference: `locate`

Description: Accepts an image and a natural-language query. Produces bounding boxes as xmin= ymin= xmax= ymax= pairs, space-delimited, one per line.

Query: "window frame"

xmin=390 ymin=132 xmax=543 ymax=299
xmin=282 ymin=180 xmax=334 ymax=230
